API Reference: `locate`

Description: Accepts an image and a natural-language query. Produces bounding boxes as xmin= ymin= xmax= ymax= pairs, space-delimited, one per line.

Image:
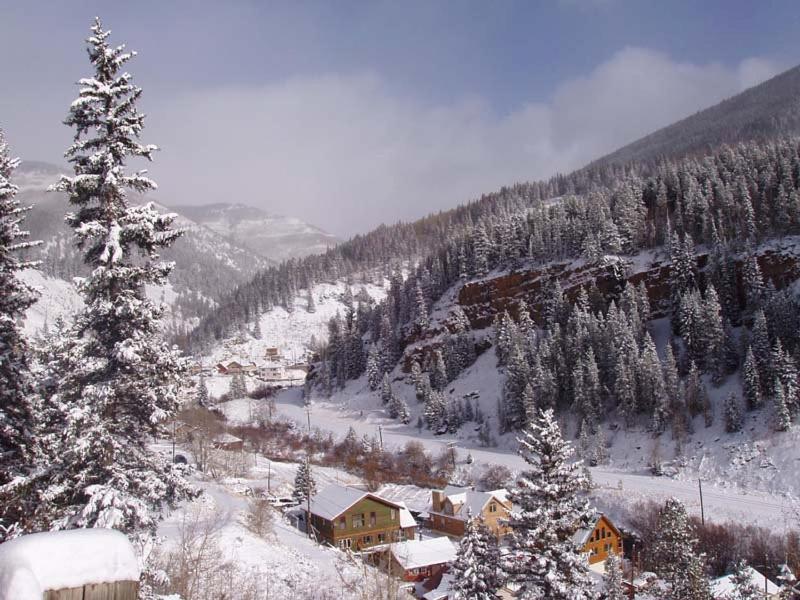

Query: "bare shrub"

xmin=478 ymin=464 xmax=512 ymax=491
xmin=246 ymin=496 xmax=275 ymax=539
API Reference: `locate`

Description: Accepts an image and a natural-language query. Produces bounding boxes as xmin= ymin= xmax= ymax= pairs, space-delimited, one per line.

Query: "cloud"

xmin=147 ymin=49 xmax=781 ymax=236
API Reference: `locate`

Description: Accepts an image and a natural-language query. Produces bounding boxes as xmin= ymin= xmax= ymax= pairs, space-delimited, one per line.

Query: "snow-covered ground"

xmin=199 ymin=279 xmax=388 ymax=374
xmin=19 ymin=269 xmax=83 ymax=337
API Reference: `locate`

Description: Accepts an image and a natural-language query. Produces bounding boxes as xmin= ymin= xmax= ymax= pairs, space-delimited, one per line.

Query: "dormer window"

xmin=489 ymin=503 xmax=497 ymax=513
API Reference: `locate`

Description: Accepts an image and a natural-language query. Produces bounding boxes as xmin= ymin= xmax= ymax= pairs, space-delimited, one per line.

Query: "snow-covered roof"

xmin=376 ymin=483 xmax=433 ymax=514
xmin=572 ymin=514 xmax=617 ymax=547
xmin=213 ymin=433 xmax=242 ymax=443
xmin=390 ymin=537 xmax=457 ymax=571
xmin=435 ymin=486 xmax=509 ymax=520
xmin=308 ymin=484 xmax=403 ymax=521
xmin=711 ymin=567 xmax=780 ymax=598
xmin=394 ymin=501 xmax=417 ymax=528
xmin=0 ymin=529 xmax=140 ymax=600
xmin=423 ymin=573 xmax=454 ymax=600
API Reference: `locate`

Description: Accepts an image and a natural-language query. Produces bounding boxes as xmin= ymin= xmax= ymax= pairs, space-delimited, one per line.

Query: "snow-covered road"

xmin=267 ymin=389 xmax=795 ymax=532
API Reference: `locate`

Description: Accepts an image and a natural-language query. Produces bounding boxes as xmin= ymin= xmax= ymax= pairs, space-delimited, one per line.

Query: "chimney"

xmin=432 ymin=490 xmax=444 ymax=513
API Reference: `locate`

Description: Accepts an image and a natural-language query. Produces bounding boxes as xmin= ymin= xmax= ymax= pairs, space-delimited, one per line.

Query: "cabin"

xmin=428 ymin=485 xmax=512 ymax=539
xmin=212 ymin=433 xmax=244 ymax=451
xmin=0 ymin=529 xmax=140 ymax=600
xmin=573 ymin=514 xmax=623 ymax=565
xmin=711 ymin=567 xmax=781 ymax=599
xmin=306 ymin=484 xmax=417 ymax=551
xmin=387 ymin=537 xmax=458 ymax=582
xmin=216 ymin=362 xmax=228 ymax=375
xmin=264 ymin=347 xmax=281 ymax=360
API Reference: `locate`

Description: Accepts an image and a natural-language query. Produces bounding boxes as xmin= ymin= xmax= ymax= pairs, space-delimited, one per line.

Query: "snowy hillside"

xmin=177 ymin=202 xmax=340 ymax=262
xmin=18 ymin=269 xmax=82 ymax=337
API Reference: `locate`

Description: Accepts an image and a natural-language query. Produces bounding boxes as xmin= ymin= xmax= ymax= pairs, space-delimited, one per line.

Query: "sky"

xmin=1 ymin=1 xmax=799 ymax=237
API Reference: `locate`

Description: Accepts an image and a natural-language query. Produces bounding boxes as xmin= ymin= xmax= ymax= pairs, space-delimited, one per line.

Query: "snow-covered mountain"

xmin=177 ymin=203 xmax=339 ymax=262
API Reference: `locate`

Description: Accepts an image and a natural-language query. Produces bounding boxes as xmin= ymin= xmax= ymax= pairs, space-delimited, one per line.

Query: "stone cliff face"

xmin=400 ymin=242 xmax=800 ymax=372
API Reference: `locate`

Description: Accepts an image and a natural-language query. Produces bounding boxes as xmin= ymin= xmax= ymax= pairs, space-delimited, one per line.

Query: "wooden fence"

xmin=43 ymin=580 xmax=138 ymax=600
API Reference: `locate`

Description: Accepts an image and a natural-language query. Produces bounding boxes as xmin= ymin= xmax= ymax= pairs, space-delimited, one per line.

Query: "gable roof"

xmin=711 ymin=567 xmax=780 ymax=598
xmin=308 ymin=484 xmax=404 ymax=521
xmin=573 ymin=514 xmax=620 ymax=547
xmin=435 ymin=486 xmax=510 ymax=520
xmin=390 ymin=537 xmax=458 ymax=571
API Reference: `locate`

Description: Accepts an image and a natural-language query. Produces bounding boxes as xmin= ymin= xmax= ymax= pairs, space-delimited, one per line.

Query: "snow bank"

xmin=0 ymin=529 xmax=140 ymax=600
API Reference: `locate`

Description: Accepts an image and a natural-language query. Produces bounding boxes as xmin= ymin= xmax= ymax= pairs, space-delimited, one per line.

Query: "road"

xmin=270 ymin=389 xmax=796 ymax=532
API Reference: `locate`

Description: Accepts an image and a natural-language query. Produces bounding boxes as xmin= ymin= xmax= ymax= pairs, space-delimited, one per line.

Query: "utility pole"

xmin=267 ymin=461 xmax=271 ymax=493
xmin=306 ymin=404 xmax=312 ymax=432
xmin=378 ymin=425 xmax=383 ymax=450
xmin=698 ymin=478 xmax=705 ymax=526
xmin=306 ymin=456 xmax=313 ymax=540
xmin=171 ymin=418 xmax=176 ymax=463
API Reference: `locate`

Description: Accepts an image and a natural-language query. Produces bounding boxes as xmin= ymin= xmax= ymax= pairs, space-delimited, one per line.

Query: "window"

xmin=377 ymin=533 xmax=386 ymax=543
xmin=489 ymin=503 xmax=497 ymax=513
xmin=370 ymin=512 xmax=377 ymax=526
xmin=604 ymin=543 xmax=610 ymax=553
xmin=392 ymin=530 xmax=401 ymax=542
xmin=353 ymin=513 xmax=364 ymax=528
xmin=338 ymin=538 xmax=352 ymax=549
xmin=363 ymin=535 xmax=373 ymax=545
xmin=338 ymin=516 xmax=346 ymax=530
xmin=390 ymin=509 xmax=396 ymax=521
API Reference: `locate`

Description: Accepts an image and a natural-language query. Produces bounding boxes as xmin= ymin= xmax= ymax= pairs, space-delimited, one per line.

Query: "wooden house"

xmin=388 ymin=537 xmax=457 ymax=582
xmin=573 ymin=514 xmax=623 ymax=565
xmin=225 ymin=361 xmax=244 ymax=374
xmin=306 ymin=485 xmax=417 ymax=551
xmin=428 ymin=485 xmax=512 ymax=539
xmin=212 ymin=433 xmax=244 ymax=451
xmin=265 ymin=347 xmax=281 ymax=360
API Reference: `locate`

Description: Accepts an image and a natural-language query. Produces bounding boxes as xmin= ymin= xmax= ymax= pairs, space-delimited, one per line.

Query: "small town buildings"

xmin=711 ymin=567 xmax=781 ymax=599
xmin=264 ymin=347 xmax=281 ymax=360
xmin=428 ymin=485 xmax=512 ymax=539
xmin=388 ymin=536 xmax=458 ymax=582
xmin=307 ymin=485 xmax=417 ymax=551
xmin=212 ymin=433 xmax=244 ymax=451
xmin=574 ymin=514 xmax=623 ymax=565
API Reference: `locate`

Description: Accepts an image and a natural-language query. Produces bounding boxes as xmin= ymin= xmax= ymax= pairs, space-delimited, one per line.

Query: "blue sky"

xmin=1 ymin=1 xmax=798 ymax=235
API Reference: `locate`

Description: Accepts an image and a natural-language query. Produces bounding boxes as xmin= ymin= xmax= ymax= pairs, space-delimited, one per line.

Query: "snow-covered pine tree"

xmin=380 ymin=373 xmax=393 ymax=404
xmin=504 ymin=408 xmax=597 ymax=600
xmin=424 ymin=390 xmax=446 ymax=431
xmin=430 ymin=348 xmax=448 ymax=392
xmin=35 ymin=19 xmax=193 ymax=536
xmin=292 ymin=457 xmax=317 ymax=503
xmin=450 ymin=511 xmax=502 ymax=600
xmin=602 ymin=551 xmax=626 ymax=600
xmin=366 ymin=347 xmax=382 ymax=391
xmin=773 ymin=380 xmax=791 ymax=432
xmin=724 ymin=392 xmax=743 ymax=433
xmin=306 ymin=288 xmax=316 ymax=313
xmin=252 ymin=317 xmax=262 ymax=340
xmin=728 ymin=559 xmax=762 ymax=600
xmin=0 ymin=129 xmax=42 ymax=541
xmin=742 ymin=346 xmax=762 ymax=410
xmin=649 ymin=497 xmax=712 ymax=600
xmin=196 ymin=375 xmax=209 ymax=407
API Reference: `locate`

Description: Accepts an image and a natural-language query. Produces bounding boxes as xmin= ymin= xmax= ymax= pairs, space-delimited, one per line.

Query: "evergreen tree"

xmin=424 ymin=391 xmax=446 ymax=431
xmin=430 ymin=349 xmax=448 ymax=391
xmin=450 ymin=512 xmax=502 ymax=600
xmin=504 ymin=409 xmax=597 ymax=600
xmin=306 ymin=289 xmax=316 ymax=313
xmin=773 ymin=380 xmax=791 ymax=432
xmin=196 ymin=375 xmax=209 ymax=407
xmin=602 ymin=551 xmax=626 ymax=600
xmin=366 ymin=347 xmax=382 ymax=391
xmin=36 ymin=19 xmax=193 ymax=536
xmin=742 ymin=347 xmax=763 ymax=410
xmin=724 ymin=392 xmax=743 ymax=433
xmin=380 ymin=373 xmax=393 ymax=404
xmin=650 ymin=497 xmax=712 ymax=600
xmin=292 ymin=457 xmax=317 ymax=504
xmin=0 ymin=129 xmax=42 ymax=540
xmin=252 ymin=317 xmax=262 ymax=340
xmin=728 ymin=559 xmax=762 ymax=600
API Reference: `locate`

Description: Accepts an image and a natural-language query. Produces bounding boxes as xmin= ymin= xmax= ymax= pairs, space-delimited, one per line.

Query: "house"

xmin=240 ymin=362 xmax=259 ymax=375
xmin=388 ymin=536 xmax=458 ymax=582
xmin=573 ymin=514 xmax=623 ymax=565
xmin=264 ymin=347 xmax=281 ymax=360
xmin=212 ymin=433 xmax=244 ymax=451
xmin=216 ymin=362 xmax=228 ymax=375
xmin=306 ymin=484 xmax=417 ymax=551
xmin=225 ymin=361 xmax=244 ymax=374
xmin=711 ymin=567 xmax=781 ymax=599
xmin=428 ymin=485 xmax=512 ymax=539
xmin=261 ymin=364 xmax=286 ymax=381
